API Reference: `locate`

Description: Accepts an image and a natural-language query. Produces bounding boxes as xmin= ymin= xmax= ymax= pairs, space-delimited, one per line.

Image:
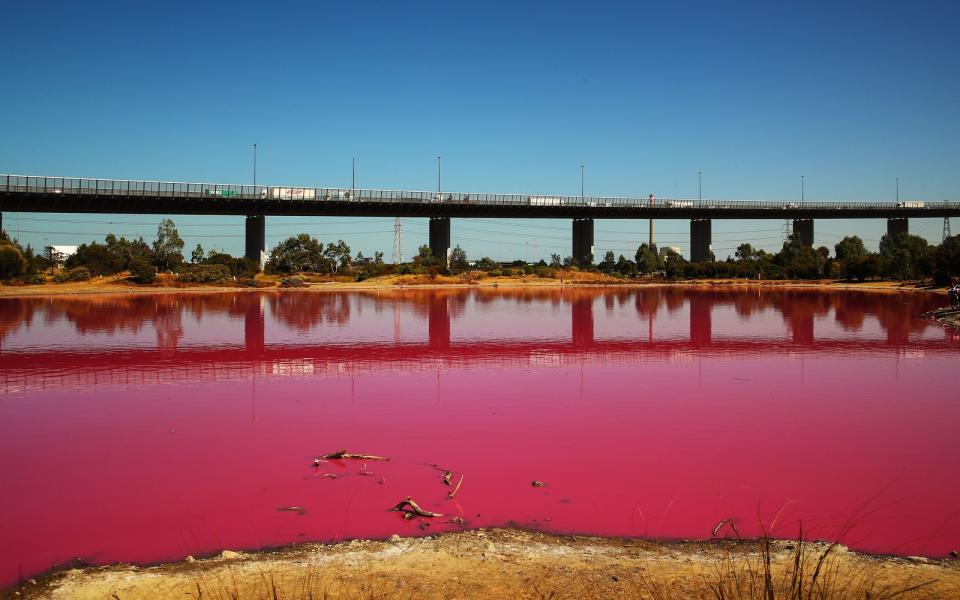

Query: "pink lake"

xmin=1 ymin=287 xmax=958 ymax=586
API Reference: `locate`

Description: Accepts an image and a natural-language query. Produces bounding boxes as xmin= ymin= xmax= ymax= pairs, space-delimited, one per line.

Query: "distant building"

xmin=659 ymin=246 xmax=682 ymax=256
xmin=46 ymin=245 xmax=78 ymax=264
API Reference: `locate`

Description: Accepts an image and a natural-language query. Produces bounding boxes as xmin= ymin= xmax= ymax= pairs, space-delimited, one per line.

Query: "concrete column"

xmin=571 ymin=218 xmax=595 ymax=265
xmin=887 ymin=218 xmax=908 ymax=238
xmin=428 ymin=295 xmax=450 ymax=349
xmin=429 ymin=217 xmax=451 ymax=266
xmin=690 ymin=219 xmax=712 ymax=262
xmin=245 ymin=215 xmax=266 ymax=268
xmin=793 ymin=219 xmax=814 ymax=246
xmin=571 ymin=296 xmax=594 ymax=347
xmin=244 ymin=295 xmax=265 ymax=355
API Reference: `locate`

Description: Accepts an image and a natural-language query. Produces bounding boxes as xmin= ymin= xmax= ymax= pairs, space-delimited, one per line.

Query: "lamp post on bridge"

xmin=580 ymin=164 xmax=584 ymax=201
xmin=801 ymin=175 xmax=805 ymax=203
xmin=252 ymin=144 xmax=257 ymax=186
xmin=896 ymin=177 xmax=899 ymax=203
xmin=437 ymin=155 xmax=442 ymax=199
xmin=698 ymin=170 xmax=702 ymax=202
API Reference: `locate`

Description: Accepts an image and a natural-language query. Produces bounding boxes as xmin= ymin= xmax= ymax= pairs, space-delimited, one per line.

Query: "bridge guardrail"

xmin=3 ymin=174 xmax=959 ymax=211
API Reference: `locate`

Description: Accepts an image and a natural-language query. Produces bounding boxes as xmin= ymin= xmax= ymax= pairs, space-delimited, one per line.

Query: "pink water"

xmin=1 ymin=288 xmax=958 ymax=585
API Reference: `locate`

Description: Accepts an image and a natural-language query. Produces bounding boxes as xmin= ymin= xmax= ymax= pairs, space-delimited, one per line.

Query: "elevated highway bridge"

xmin=3 ymin=174 xmax=959 ymax=264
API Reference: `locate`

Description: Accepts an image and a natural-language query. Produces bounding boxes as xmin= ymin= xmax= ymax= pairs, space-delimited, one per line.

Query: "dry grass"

xmin=30 ymin=530 xmax=955 ymax=600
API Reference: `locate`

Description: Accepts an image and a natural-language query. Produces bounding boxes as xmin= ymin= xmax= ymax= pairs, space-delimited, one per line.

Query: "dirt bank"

xmin=0 ymin=273 xmax=949 ymax=299
xmin=7 ymin=530 xmax=958 ymax=599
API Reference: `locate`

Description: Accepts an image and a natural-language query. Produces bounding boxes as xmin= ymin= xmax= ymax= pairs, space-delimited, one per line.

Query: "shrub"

xmin=25 ymin=272 xmax=45 ymax=285
xmin=0 ymin=245 xmax=28 ymax=279
xmin=500 ymin=267 xmax=515 ymax=277
xmin=129 ymin=257 xmax=156 ymax=284
xmin=177 ymin=264 xmax=232 ymax=284
xmin=535 ymin=266 xmax=553 ymax=278
xmin=53 ymin=267 xmax=92 ymax=283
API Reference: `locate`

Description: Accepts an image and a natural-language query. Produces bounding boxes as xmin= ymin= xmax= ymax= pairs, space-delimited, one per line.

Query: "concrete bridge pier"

xmin=429 ymin=217 xmax=451 ymax=266
xmin=793 ymin=219 xmax=814 ymax=246
xmin=572 ymin=219 xmax=595 ymax=265
xmin=690 ymin=219 xmax=712 ymax=262
xmin=245 ymin=215 xmax=266 ymax=268
xmin=887 ymin=218 xmax=909 ymax=238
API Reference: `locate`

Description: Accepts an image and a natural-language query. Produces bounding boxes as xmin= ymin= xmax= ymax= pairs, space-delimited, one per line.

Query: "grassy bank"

xmin=9 ymin=529 xmax=958 ymax=599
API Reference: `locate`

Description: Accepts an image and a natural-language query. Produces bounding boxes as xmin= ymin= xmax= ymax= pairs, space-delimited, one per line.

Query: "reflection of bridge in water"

xmin=1 ymin=289 xmax=955 ymax=393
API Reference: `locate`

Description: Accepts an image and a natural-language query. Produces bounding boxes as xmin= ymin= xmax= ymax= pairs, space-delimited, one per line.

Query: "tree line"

xmin=2 ymin=221 xmax=959 ymax=286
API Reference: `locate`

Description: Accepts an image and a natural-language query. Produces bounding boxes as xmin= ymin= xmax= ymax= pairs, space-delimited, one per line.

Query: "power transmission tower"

xmin=782 ymin=219 xmax=792 ymax=243
xmin=944 ymin=217 xmax=952 ymax=242
xmin=392 ymin=217 xmax=402 ymax=264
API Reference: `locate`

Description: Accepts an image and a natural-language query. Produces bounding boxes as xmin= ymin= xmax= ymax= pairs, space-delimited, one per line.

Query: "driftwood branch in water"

xmin=442 ymin=471 xmax=453 ymax=486
xmin=314 ymin=449 xmax=390 ymax=465
xmin=447 ymin=475 xmax=464 ymax=499
xmin=389 ymin=496 xmax=443 ymax=518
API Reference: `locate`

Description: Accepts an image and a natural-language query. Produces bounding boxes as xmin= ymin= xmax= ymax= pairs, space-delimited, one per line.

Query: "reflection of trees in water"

xmin=268 ymin=293 xmax=351 ymax=330
xmin=0 ymin=299 xmax=36 ymax=343
xmin=0 ymin=288 xmax=948 ymax=346
xmin=153 ymin=299 xmax=184 ymax=351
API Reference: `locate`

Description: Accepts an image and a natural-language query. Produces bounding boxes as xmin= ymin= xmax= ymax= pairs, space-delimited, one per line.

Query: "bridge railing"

xmin=3 ymin=174 xmax=959 ymax=211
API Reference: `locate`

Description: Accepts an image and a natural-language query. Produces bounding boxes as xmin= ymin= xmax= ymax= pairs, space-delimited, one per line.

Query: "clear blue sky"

xmin=1 ymin=0 xmax=957 ymax=260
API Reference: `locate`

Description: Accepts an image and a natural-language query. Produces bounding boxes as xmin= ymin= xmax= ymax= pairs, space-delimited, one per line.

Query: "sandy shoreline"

xmin=0 ymin=274 xmax=950 ymax=299
xmin=8 ymin=529 xmax=959 ymax=599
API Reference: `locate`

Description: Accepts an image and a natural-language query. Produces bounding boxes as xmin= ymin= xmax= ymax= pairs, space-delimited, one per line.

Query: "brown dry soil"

xmin=0 ymin=272 xmax=951 ymax=298
xmin=6 ymin=530 xmax=959 ymax=599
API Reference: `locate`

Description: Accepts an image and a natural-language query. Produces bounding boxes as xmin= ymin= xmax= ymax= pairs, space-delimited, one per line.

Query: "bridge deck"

xmin=3 ymin=174 xmax=959 ymax=219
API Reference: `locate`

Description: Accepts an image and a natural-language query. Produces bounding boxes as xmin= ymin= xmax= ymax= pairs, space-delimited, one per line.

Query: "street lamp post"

xmin=580 ymin=164 xmax=584 ymax=201
xmin=698 ymin=170 xmax=702 ymax=202
xmin=352 ymin=157 xmax=356 ymax=195
xmin=437 ymin=155 xmax=442 ymax=198
xmin=801 ymin=175 xmax=805 ymax=202
xmin=896 ymin=177 xmax=899 ymax=203
xmin=253 ymin=144 xmax=257 ymax=186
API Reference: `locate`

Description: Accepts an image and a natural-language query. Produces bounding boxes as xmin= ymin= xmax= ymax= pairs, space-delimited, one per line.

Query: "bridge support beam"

xmin=793 ymin=219 xmax=814 ymax=246
xmin=887 ymin=218 xmax=908 ymax=238
xmin=690 ymin=219 xmax=712 ymax=262
xmin=245 ymin=215 xmax=266 ymax=269
xmin=572 ymin=218 xmax=595 ymax=265
xmin=429 ymin=217 xmax=451 ymax=266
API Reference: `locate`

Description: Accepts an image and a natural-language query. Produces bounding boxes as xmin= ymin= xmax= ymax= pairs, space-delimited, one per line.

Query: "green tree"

xmin=879 ymin=233 xmax=930 ymax=280
xmin=616 ymin=254 xmax=637 ymax=276
xmin=129 ymin=256 xmax=156 ymax=283
xmin=634 ymin=243 xmax=662 ymax=275
xmin=66 ymin=242 xmax=122 ymax=275
xmin=934 ymin=234 xmax=960 ymax=285
xmin=775 ymin=233 xmax=819 ymax=279
xmin=598 ymin=250 xmax=616 ymax=273
xmin=0 ymin=244 xmax=28 ymax=279
xmin=735 ymin=243 xmax=756 ymax=262
xmin=152 ymin=219 xmax=185 ymax=271
xmin=265 ymin=234 xmax=327 ymax=273
xmin=374 ymin=251 xmax=384 ymax=264
xmin=449 ymin=245 xmax=468 ymax=272
xmin=834 ymin=236 xmax=867 ymax=263
xmin=475 ymin=256 xmax=497 ymax=271
xmin=191 ymin=244 xmax=205 ymax=263
xmin=324 ymin=240 xmax=352 ymax=272
xmin=415 ymin=245 xmax=435 ymax=266
xmin=661 ymin=247 xmax=686 ymax=279
xmin=549 ymin=253 xmax=562 ymax=268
